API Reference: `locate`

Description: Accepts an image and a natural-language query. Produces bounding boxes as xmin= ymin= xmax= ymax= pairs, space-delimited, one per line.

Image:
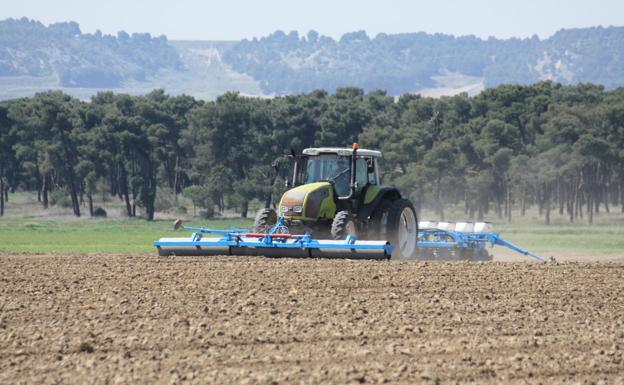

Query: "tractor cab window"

xmin=301 ymin=155 xmax=351 ymax=197
xmin=355 ymin=158 xmax=368 ymax=187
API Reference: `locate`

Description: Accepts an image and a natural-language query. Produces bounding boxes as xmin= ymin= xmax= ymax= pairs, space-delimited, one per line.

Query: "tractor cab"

xmin=293 ymin=144 xmax=382 ymax=201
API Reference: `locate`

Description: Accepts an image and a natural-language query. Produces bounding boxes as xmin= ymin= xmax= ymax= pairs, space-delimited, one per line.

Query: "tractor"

xmin=253 ymin=144 xmax=419 ymax=259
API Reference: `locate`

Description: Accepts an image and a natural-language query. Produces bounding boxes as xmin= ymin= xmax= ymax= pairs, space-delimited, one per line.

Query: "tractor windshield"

xmin=301 ymin=155 xmax=351 ymax=196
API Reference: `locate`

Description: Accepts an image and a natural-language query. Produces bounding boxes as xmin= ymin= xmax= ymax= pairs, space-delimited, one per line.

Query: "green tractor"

xmin=254 ymin=144 xmax=419 ymax=259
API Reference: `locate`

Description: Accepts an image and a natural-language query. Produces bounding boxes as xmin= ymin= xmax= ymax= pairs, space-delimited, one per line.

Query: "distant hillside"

xmin=224 ymin=27 xmax=624 ymax=95
xmin=0 ymin=18 xmax=182 ymax=88
xmin=0 ymin=18 xmax=623 ymax=100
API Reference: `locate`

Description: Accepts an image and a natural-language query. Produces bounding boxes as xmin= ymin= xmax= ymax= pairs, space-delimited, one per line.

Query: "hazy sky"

xmin=2 ymin=0 xmax=623 ymax=41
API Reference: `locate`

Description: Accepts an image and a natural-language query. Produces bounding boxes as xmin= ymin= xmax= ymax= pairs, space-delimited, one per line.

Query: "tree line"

xmin=0 ymin=18 xmax=182 ymax=87
xmin=0 ymin=82 xmax=623 ymax=224
xmin=224 ymin=27 xmax=624 ymax=94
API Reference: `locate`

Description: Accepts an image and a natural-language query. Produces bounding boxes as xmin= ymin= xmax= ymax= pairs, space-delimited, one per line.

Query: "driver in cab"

xmin=331 ymin=158 xmax=351 ymax=197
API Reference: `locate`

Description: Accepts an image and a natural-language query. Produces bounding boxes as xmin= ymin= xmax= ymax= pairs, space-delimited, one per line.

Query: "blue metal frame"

xmin=155 ymin=238 xmax=392 ymax=252
xmin=417 ymin=229 xmax=544 ymax=261
xmin=154 ymin=217 xmax=393 ymax=255
xmin=155 ymin=218 xmax=542 ymax=261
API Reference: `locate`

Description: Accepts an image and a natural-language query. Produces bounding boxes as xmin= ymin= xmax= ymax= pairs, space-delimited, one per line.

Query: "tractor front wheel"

xmin=254 ymin=208 xmax=277 ymax=232
xmin=331 ymin=211 xmax=357 ymax=239
xmin=386 ymin=199 xmax=418 ymax=259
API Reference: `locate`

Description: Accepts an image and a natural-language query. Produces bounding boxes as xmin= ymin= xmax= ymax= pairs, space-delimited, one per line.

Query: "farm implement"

xmin=154 ymin=219 xmax=543 ymax=261
xmin=416 ymin=221 xmax=544 ymax=262
xmin=154 ymin=218 xmax=393 ymax=260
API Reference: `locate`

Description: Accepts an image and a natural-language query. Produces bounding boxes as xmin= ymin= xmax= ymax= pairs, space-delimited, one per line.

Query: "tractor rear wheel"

xmin=331 ymin=210 xmax=357 ymax=239
xmin=386 ymin=199 xmax=418 ymax=259
xmin=254 ymin=208 xmax=277 ymax=232
xmin=373 ymin=199 xmax=393 ymax=240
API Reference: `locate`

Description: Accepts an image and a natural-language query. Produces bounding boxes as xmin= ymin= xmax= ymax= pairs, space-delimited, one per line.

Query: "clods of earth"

xmin=1 ymin=253 xmax=623 ymax=384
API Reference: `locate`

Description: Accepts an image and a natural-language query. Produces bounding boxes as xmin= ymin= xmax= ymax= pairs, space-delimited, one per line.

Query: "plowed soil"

xmin=1 ymin=254 xmax=623 ymax=384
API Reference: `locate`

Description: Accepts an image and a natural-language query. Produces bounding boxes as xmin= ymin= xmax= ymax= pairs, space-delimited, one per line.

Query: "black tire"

xmin=254 ymin=208 xmax=277 ymax=232
xmin=372 ymin=199 xmax=393 ymax=240
xmin=385 ymin=199 xmax=418 ymax=259
xmin=331 ymin=210 xmax=357 ymax=240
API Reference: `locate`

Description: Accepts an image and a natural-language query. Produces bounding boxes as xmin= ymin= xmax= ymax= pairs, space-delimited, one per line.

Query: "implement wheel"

xmin=386 ymin=199 xmax=418 ymax=259
xmin=254 ymin=208 xmax=277 ymax=232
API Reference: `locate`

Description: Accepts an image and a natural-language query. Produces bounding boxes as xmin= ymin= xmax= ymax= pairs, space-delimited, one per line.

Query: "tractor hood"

xmin=278 ymin=182 xmax=336 ymax=220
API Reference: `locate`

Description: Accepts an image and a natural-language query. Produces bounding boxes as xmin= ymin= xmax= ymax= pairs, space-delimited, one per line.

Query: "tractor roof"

xmin=303 ymin=147 xmax=383 ymax=158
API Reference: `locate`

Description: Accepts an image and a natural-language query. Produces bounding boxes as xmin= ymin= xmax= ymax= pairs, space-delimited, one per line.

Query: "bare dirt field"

xmin=1 ymin=254 xmax=623 ymax=384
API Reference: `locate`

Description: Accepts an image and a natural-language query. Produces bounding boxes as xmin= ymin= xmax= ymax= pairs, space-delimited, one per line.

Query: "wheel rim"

xmin=397 ymin=207 xmax=417 ymax=257
xmin=345 ymin=220 xmax=357 ymax=236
